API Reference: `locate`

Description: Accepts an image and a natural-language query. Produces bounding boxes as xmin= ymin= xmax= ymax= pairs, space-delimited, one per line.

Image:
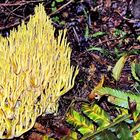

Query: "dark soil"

xmin=0 ymin=0 xmax=140 ymax=139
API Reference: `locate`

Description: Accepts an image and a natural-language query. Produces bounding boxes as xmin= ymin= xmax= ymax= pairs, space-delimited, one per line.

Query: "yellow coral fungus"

xmin=0 ymin=4 xmax=78 ymax=139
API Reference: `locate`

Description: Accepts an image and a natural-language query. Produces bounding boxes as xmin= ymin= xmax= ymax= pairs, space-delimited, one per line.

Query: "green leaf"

xmin=131 ymin=62 xmax=140 ymax=82
xmin=112 ymin=54 xmax=128 ymax=81
xmin=91 ymin=130 xmax=118 ymax=140
xmin=62 ymin=131 xmax=78 ymax=140
xmin=82 ymin=103 xmax=110 ymax=128
xmin=43 ymin=135 xmax=55 ymax=140
xmin=51 ymin=1 xmax=56 ymax=7
xmin=55 ymin=0 xmax=64 ymax=2
xmin=84 ymin=24 xmax=89 ymax=40
xmin=113 ymin=108 xmax=128 ymax=122
xmin=113 ymin=29 xmax=126 ymax=38
xmin=87 ymin=47 xmax=104 ymax=53
xmin=135 ymin=64 xmax=140 ymax=78
xmin=137 ymin=36 xmax=140 ymax=42
xmin=114 ymin=123 xmax=132 ymax=140
xmin=134 ymin=131 xmax=140 ymax=140
xmin=66 ymin=109 xmax=95 ymax=135
xmin=96 ymin=87 xmax=140 ymax=112
xmin=91 ymin=31 xmax=106 ymax=38
xmin=133 ymin=110 xmax=140 ymax=122
xmin=52 ymin=16 xmax=60 ymax=22
xmin=70 ymin=131 xmax=78 ymax=140
xmin=81 ymin=114 xmax=131 ymax=140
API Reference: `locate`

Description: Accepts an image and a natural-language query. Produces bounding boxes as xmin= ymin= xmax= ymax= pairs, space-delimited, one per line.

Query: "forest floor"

xmin=0 ymin=0 xmax=140 ymax=140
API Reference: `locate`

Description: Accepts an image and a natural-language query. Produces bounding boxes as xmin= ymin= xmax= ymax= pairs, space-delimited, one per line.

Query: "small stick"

xmin=0 ymin=16 xmax=30 ymax=30
xmin=63 ymin=96 xmax=90 ymax=118
xmin=0 ymin=0 xmax=45 ymax=7
xmin=49 ymin=0 xmax=74 ymax=16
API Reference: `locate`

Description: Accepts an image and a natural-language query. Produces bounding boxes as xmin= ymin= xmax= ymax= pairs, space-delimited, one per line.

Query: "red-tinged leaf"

xmin=82 ymin=103 xmax=110 ymax=128
xmin=66 ymin=109 xmax=95 ymax=135
xmin=89 ymin=75 xmax=104 ymax=101
xmin=55 ymin=126 xmax=70 ymax=138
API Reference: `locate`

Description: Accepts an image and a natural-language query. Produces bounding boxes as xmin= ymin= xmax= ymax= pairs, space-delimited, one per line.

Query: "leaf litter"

xmin=0 ymin=0 xmax=140 ymax=139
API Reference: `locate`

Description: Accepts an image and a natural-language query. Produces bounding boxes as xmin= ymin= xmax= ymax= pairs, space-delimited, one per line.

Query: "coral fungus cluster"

xmin=0 ymin=4 xmax=78 ymax=139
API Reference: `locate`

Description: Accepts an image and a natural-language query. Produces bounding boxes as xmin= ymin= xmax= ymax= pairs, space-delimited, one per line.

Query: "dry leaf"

xmin=106 ymin=0 xmax=111 ymax=7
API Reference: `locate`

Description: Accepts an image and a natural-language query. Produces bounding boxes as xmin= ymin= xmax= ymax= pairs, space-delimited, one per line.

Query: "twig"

xmin=63 ymin=96 xmax=90 ymax=103
xmin=131 ymin=123 xmax=140 ymax=133
xmin=49 ymin=0 xmax=74 ymax=16
xmin=93 ymin=37 xmax=122 ymax=47
xmin=0 ymin=0 xmax=45 ymax=7
xmin=114 ymin=11 xmax=140 ymax=24
xmin=0 ymin=16 xmax=30 ymax=30
xmin=63 ymin=96 xmax=90 ymax=118
xmin=77 ymin=37 xmax=122 ymax=57
xmin=63 ymin=99 xmax=75 ymax=118
xmin=73 ymin=27 xmax=80 ymax=43
xmin=0 ymin=22 xmax=20 ymax=30
xmin=4 ymin=5 xmax=24 ymax=25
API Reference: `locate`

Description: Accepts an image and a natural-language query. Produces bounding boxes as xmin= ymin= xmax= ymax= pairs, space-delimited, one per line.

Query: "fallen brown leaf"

xmin=34 ymin=122 xmax=47 ymax=134
xmin=28 ymin=132 xmax=43 ymax=140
